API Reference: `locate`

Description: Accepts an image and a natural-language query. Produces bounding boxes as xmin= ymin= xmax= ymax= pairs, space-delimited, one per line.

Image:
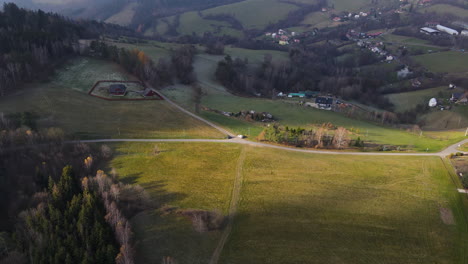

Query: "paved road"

xmin=76 ymin=137 xmax=468 ymax=157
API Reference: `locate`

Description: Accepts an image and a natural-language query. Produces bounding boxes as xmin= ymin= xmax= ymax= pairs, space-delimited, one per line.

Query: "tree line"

xmin=89 ymin=41 xmax=198 ymax=87
xmin=0 ymin=113 xmax=150 ymax=264
xmin=215 ymin=45 xmax=393 ymax=110
xmin=0 ymin=3 xmax=138 ymax=97
xmin=261 ymin=124 xmax=355 ymax=149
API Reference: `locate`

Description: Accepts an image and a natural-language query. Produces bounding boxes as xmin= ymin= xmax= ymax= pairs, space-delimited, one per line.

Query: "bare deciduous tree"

xmin=333 ymin=127 xmax=350 ymax=149
xmin=315 ymin=127 xmax=326 ymax=148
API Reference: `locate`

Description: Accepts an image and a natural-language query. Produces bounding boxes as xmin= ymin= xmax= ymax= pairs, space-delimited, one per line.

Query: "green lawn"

xmin=202 ymin=0 xmax=298 ymax=30
xmin=107 ymin=142 xmax=468 ymax=264
xmin=222 ymin=147 xmax=468 ymax=263
xmin=0 ymin=57 xmax=223 ymax=139
xmin=413 ymin=51 xmax=468 ymax=73
xmin=109 ymin=142 xmax=243 ymax=264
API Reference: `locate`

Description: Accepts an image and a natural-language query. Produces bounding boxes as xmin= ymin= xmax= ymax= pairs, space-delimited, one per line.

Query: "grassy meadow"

xmin=221 ymin=147 xmax=468 ymax=264
xmin=109 ymin=142 xmax=243 ymax=264
xmin=386 ymin=86 xmax=450 ymax=113
xmin=419 ymin=4 xmax=468 ymax=19
xmin=413 ymin=51 xmax=468 ymax=73
xmin=106 ymin=142 xmax=468 ymax=264
xmin=104 ymin=2 xmax=138 ymax=26
xmin=0 ymin=57 xmax=223 ymax=139
xmin=177 ymin=12 xmax=243 ymax=38
xmin=202 ymin=0 xmax=298 ymax=30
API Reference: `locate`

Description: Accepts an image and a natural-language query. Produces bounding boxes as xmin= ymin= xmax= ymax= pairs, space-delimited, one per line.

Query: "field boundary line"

xmin=209 ymin=146 xmax=247 ymax=264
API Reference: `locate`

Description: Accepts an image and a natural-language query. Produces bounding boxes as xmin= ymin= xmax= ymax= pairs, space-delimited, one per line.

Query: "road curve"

xmin=75 ymin=137 xmax=468 ymax=157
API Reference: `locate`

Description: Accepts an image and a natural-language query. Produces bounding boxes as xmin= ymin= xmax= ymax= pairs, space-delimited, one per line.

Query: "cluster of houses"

xmin=331 ymin=11 xmax=372 ymax=23
xmin=347 ymin=30 xmax=383 ymax=40
xmin=420 ymin=23 xmax=468 ymax=37
xmin=356 ymin=39 xmax=395 ymax=62
xmin=265 ymin=29 xmax=301 ymax=45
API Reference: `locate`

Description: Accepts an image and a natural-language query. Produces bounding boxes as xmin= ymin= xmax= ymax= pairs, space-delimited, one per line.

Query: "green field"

xmin=109 ymin=142 xmax=243 ymax=264
xmin=105 ymin=2 xmax=138 ymax=26
xmin=386 ymin=86 xmax=449 ymax=112
xmin=419 ymin=4 xmax=468 ymax=19
xmin=221 ymin=147 xmax=468 ymax=263
xmin=0 ymin=57 xmax=223 ymax=139
xmin=377 ymin=33 xmax=430 ymax=45
xmin=301 ymin=11 xmax=337 ymax=29
xmin=329 ymin=0 xmax=386 ymax=12
xmin=176 ymin=11 xmax=244 ymax=37
xmin=202 ymin=0 xmax=298 ymax=29
xmin=413 ymin=51 xmax=468 ymax=73
xmin=107 ymin=142 xmax=468 ymax=264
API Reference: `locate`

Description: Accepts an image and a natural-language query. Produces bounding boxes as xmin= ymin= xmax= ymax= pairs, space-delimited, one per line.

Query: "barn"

xmin=109 ymin=84 xmax=127 ymax=96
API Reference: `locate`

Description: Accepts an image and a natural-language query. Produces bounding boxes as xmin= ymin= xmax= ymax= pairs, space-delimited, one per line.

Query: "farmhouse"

xmin=109 ymin=84 xmax=127 ymax=96
xmin=451 ymin=93 xmax=463 ymax=102
xmin=315 ymin=96 xmax=334 ymax=109
xmin=420 ymin=27 xmax=440 ymax=35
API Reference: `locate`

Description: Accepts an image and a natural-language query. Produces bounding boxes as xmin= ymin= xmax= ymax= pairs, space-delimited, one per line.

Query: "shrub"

xmin=462 ymin=175 xmax=468 ymax=189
